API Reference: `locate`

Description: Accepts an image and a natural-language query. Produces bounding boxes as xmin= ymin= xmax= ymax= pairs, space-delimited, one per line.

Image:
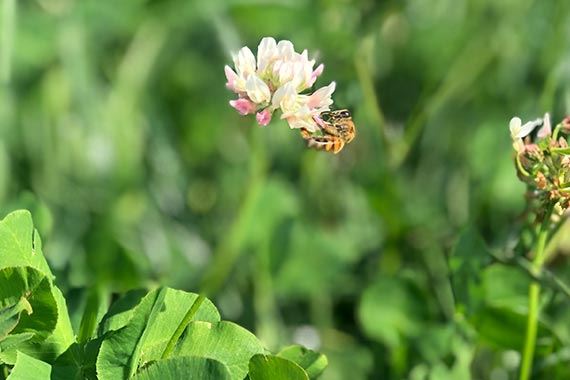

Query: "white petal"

xmin=272 ymin=82 xmax=299 ymax=112
xmin=277 ymin=40 xmax=295 ymax=60
xmin=271 ymin=84 xmax=287 ymax=110
xmin=281 ymin=104 xmax=308 ymax=119
xmin=513 ymin=139 xmax=525 ymax=153
xmin=509 ymin=117 xmax=522 ymax=137
xmin=257 ymin=37 xmax=278 ymax=73
xmin=245 ymin=74 xmax=271 ymax=104
xmin=518 ymin=120 xmax=540 ymax=138
xmin=234 ymin=46 xmax=256 ymax=77
xmin=278 ymin=63 xmax=294 ymax=84
xmin=285 ymin=115 xmax=319 ymax=132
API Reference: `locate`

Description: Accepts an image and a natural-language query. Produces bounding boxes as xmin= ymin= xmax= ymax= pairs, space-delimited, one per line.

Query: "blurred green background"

xmin=2 ymin=0 xmax=570 ymax=379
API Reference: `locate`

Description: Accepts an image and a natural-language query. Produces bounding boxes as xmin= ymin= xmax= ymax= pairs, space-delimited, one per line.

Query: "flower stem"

xmin=519 ymin=219 xmax=550 ymax=380
xmin=161 ymin=294 xmax=205 ymax=359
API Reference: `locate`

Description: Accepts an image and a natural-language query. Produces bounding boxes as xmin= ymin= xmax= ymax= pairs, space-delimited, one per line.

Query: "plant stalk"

xmin=519 ymin=218 xmax=550 ymax=380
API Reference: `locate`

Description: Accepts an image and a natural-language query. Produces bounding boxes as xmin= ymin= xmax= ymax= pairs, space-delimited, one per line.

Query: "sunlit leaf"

xmin=277 ymin=345 xmax=327 ymax=378
xmin=97 ymin=288 xmax=219 ymax=379
xmin=248 ymin=354 xmax=309 ymax=380
xmin=133 ymin=356 xmax=231 ymax=380
xmin=7 ymin=351 xmax=51 ymax=379
xmin=173 ymin=321 xmax=264 ymax=380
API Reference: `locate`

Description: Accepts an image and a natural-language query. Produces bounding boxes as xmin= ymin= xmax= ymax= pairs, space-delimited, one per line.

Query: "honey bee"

xmin=300 ymin=109 xmax=356 ymax=154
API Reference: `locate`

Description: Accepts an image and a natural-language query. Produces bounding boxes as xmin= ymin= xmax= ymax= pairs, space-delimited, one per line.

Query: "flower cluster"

xmin=225 ymin=37 xmax=336 ymax=132
xmin=510 ymin=114 xmax=570 ymax=215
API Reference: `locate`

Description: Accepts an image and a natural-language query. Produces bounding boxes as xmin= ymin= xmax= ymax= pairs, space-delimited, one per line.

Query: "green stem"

xmin=161 ymin=294 xmax=205 ymax=359
xmin=550 ymin=147 xmax=570 ymax=154
xmin=77 ymin=285 xmax=108 ymax=344
xmin=519 ymin=218 xmax=550 ymax=380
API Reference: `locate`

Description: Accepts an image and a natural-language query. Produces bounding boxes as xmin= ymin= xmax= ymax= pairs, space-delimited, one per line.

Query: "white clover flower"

xmin=225 ymin=37 xmax=333 ymax=131
xmin=509 ymin=116 xmax=541 ymax=153
xmin=271 ymin=82 xmax=336 ymax=132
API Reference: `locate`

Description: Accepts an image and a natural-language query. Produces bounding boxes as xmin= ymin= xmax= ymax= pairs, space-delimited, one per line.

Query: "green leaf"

xmin=97 ymin=288 xmax=167 ymax=380
xmin=358 ymin=276 xmax=426 ymax=347
xmin=0 ymin=298 xmax=32 ymax=342
xmin=249 ymin=354 xmax=309 ymax=380
xmin=0 ymin=211 xmax=52 ymax=277
xmin=32 ymin=285 xmax=76 ymax=362
xmin=51 ymin=338 xmax=102 ymax=380
xmin=0 ymin=212 xmax=75 ymax=365
xmin=277 ymin=345 xmax=327 ymax=379
xmin=0 ymin=267 xmax=57 ymax=343
xmin=96 ymin=288 xmax=219 ymax=379
xmin=132 ymin=356 xmax=232 ymax=380
xmin=173 ymin=321 xmax=264 ymax=380
xmin=7 ymin=351 xmax=51 ymax=379
xmin=97 ymin=289 xmax=147 ymax=336
xmin=0 ymin=334 xmax=35 ymax=362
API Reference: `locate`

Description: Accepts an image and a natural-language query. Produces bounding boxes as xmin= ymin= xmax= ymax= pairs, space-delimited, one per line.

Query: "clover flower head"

xmin=510 ymin=113 xmax=570 ymax=214
xmin=225 ymin=37 xmax=335 ymax=131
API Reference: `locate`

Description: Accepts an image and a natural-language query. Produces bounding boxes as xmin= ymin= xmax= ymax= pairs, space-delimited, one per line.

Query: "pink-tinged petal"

xmin=224 ymin=65 xmax=239 ymax=91
xmin=256 ymin=109 xmax=272 ymax=126
xmin=307 ymin=82 xmax=336 ymax=109
xmin=229 ymin=98 xmax=257 ymax=115
xmin=308 ymin=63 xmax=324 ymax=87
xmin=537 ymin=113 xmax=551 ymax=139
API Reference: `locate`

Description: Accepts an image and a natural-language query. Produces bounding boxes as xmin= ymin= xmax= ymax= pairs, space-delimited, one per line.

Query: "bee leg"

xmin=300 ymin=128 xmax=322 ymax=150
xmin=321 ymin=123 xmax=341 ymax=137
xmin=306 ymin=135 xmax=345 ymax=154
xmin=299 ymin=128 xmax=313 ymax=140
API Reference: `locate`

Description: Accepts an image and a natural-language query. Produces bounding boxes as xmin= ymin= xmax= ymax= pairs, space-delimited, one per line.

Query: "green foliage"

xmin=0 ymin=211 xmax=326 ymax=379
xmin=358 ymin=276 xmax=426 ymax=347
xmin=7 ymin=352 xmax=51 ymax=380
xmin=248 ymin=354 xmax=309 ymax=380
xmin=132 ymin=357 xmax=231 ymax=380
xmin=0 ymin=212 xmax=74 ymax=365
xmin=3 ymin=0 xmax=570 ymax=378
xmin=277 ymin=345 xmax=328 ymax=378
